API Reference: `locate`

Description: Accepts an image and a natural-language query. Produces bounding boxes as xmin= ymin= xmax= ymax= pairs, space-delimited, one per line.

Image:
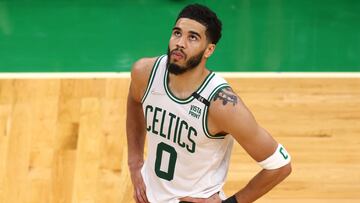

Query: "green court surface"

xmin=0 ymin=0 xmax=359 ymax=72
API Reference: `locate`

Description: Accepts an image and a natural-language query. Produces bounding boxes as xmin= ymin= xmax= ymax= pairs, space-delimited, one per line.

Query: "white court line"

xmin=219 ymin=72 xmax=360 ymax=78
xmin=0 ymin=72 xmax=130 ymax=79
xmin=0 ymin=72 xmax=360 ymax=79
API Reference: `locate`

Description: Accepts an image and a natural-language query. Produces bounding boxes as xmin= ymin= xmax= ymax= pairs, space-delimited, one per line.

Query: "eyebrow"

xmin=172 ymin=27 xmax=202 ymax=39
xmin=189 ymin=31 xmax=201 ymax=39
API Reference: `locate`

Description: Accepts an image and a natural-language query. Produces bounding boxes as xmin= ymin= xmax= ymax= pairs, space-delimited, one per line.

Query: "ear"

xmin=204 ymin=44 xmax=216 ymax=58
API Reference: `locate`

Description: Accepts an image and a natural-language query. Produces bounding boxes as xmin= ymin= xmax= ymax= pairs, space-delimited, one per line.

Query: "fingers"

xmin=131 ymin=172 xmax=149 ymax=203
xmin=139 ymin=183 xmax=149 ymax=203
xmin=133 ymin=184 xmax=149 ymax=203
xmin=179 ymin=192 xmax=221 ymax=203
xmin=134 ymin=188 xmax=149 ymax=203
xmin=135 ymin=187 xmax=148 ymax=203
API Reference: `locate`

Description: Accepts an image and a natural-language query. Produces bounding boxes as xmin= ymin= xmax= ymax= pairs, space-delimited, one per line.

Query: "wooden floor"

xmin=0 ymin=77 xmax=359 ymax=203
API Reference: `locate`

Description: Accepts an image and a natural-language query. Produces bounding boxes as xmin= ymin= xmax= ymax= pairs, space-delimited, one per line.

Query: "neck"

xmin=167 ymin=62 xmax=210 ymax=99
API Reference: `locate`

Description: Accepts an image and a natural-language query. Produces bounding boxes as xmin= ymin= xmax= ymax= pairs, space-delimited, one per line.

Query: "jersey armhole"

xmin=140 ymin=55 xmax=165 ymax=104
xmin=202 ymin=83 xmax=230 ymax=139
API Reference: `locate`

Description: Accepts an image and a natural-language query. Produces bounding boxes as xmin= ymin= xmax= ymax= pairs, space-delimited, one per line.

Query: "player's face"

xmin=167 ymin=18 xmax=213 ymax=75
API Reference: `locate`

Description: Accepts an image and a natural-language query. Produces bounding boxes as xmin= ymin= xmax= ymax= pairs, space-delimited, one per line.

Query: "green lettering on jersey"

xmin=173 ymin=117 xmax=180 ymax=143
xmin=144 ymin=104 xmax=197 ymax=154
xmin=167 ymin=112 xmax=176 ymax=140
xmin=155 ymin=142 xmax=177 ymax=181
xmin=159 ymin=109 xmax=167 ymax=138
xmin=145 ymin=105 xmax=153 ymax=132
xmin=152 ymin=107 xmax=162 ymax=135
xmin=177 ymin=120 xmax=187 ymax=148
xmin=186 ymin=127 xmax=197 ymax=153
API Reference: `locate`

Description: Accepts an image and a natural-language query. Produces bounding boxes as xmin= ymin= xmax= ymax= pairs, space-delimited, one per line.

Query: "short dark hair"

xmin=176 ymin=4 xmax=222 ymax=44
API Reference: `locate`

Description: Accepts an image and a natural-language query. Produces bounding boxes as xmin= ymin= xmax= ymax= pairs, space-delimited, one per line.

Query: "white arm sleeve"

xmin=258 ymin=143 xmax=291 ymax=170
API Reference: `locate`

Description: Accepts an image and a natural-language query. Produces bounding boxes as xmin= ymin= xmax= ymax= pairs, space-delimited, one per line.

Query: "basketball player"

xmin=126 ymin=4 xmax=292 ymax=203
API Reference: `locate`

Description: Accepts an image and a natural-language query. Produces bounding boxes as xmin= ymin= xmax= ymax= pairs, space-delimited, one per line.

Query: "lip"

xmin=171 ymin=50 xmax=185 ymax=60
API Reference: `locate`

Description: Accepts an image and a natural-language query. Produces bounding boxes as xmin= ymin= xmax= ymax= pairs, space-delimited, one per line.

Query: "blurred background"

xmin=0 ymin=0 xmax=359 ymax=72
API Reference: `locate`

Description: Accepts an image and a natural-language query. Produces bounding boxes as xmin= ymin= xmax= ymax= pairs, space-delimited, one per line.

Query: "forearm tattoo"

xmin=213 ymin=87 xmax=238 ymax=106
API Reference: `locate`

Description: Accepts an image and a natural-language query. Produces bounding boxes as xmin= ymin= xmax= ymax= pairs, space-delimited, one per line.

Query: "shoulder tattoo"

xmin=213 ymin=87 xmax=238 ymax=106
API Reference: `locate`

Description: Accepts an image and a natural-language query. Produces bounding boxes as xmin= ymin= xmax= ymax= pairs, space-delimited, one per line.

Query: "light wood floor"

xmin=0 ymin=77 xmax=359 ymax=203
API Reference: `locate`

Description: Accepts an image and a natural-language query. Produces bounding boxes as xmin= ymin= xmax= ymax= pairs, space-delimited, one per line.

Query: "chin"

xmin=170 ymin=60 xmax=183 ymax=66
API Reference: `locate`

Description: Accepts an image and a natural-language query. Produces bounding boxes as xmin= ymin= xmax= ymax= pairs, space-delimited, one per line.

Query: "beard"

xmin=166 ymin=47 xmax=205 ymax=75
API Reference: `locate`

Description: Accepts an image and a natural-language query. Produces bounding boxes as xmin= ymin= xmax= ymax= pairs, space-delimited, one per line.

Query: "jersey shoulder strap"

xmin=141 ymin=55 xmax=167 ymax=103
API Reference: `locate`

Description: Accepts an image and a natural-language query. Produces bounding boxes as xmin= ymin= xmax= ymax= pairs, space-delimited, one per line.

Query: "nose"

xmin=176 ymin=36 xmax=186 ymax=49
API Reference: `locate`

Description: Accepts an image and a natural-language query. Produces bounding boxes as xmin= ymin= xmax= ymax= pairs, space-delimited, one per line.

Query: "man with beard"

xmin=126 ymin=4 xmax=292 ymax=203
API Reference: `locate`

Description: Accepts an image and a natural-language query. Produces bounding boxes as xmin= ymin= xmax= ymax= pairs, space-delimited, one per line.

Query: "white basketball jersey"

xmin=141 ymin=55 xmax=234 ymax=203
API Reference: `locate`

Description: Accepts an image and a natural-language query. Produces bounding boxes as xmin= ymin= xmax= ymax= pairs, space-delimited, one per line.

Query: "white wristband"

xmin=258 ymin=143 xmax=291 ymax=170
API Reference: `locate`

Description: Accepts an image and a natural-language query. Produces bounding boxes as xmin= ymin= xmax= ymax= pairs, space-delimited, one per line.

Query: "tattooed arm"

xmin=213 ymin=87 xmax=238 ymax=106
xmin=207 ymin=87 xmax=292 ymax=203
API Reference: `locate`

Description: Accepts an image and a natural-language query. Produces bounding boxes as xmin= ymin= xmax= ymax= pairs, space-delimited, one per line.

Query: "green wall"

xmin=0 ymin=0 xmax=359 ymax=72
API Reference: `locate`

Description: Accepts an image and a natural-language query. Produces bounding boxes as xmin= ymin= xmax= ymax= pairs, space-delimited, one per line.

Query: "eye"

xmin=189 ymin=35 xmax=198 ymax=41
xmin=173 ymin=30 xmax=181 ymax=37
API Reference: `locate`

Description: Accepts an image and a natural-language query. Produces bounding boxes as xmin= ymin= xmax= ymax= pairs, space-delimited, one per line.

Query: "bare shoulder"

xmin=129 ymin=57 xmax=159 ymax=102
xmin=131 ymin=57 xmax=158 ymax=82
xmin=207 ymin=86 xmax=257 ymax=136
xmin=209 ymin=86 xmax=243 ymax=114
xmin=212 ymin=86 xmax=240 ymax=108
xmin=209 ymin=86 xmax=279 ymax=162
